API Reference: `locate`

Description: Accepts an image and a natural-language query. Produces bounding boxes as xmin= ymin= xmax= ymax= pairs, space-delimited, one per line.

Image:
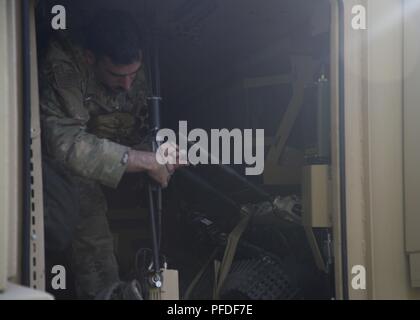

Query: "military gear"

xmin=39 ymin=34 xmax=150 ymax=299
xmin=88 ymin=112 xmax=142 ymax=146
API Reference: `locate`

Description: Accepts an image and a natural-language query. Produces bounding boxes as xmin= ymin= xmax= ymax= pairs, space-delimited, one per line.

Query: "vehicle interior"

xmin=35 ymin=0 xmax=335 ymax=300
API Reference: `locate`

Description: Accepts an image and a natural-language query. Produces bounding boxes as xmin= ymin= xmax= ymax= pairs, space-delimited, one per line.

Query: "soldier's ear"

xmin=85 ymin=50 xmax=96 ymax=65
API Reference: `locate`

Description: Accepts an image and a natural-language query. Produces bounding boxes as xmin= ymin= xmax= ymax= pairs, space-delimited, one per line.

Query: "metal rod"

xmin=179 ymin=131 xmax=272 ymax=201
xmin=148 ymin=184 xmax=160 ymax=273
xmin=179 ymin=168 xmax=241 ymax=211
xmin=145 ymin=0 xmax=163 ymax=277
xmin=215 ymin=164 xmax=271 ymax=201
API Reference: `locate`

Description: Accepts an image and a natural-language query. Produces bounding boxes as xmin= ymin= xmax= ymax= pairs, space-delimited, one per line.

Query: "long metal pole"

xmin=146 ymin=0 xmax=163 ymax=284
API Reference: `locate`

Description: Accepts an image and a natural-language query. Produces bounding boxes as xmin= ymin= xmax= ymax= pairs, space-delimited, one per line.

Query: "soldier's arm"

xmin=126 ymin=149 xmax=175 ymax=188
xmin=40 ymin=63 xmax=128 ymax=187
xmin=40 ymin=59 xmax=172 ymax=188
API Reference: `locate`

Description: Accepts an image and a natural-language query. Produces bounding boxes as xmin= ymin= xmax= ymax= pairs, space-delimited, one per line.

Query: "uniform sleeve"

xmin=40 ymin=54 xmax=129 ymax=188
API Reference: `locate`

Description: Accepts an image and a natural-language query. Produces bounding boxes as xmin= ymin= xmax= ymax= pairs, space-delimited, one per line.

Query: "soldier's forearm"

xmin=126 ymin=149 xmax=157 ymax=173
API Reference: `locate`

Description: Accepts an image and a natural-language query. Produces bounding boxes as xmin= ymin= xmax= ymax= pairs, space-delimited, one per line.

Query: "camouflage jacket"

xmin=40 ymin=34 xmax=150 ymax=188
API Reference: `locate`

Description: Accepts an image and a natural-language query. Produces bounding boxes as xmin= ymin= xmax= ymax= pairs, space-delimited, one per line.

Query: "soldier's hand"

xmin=126 ymin=149 xmax=181 ymax=188
xmin=148 ymin=159 xmax=173 ymax=188
xmin=156 ymin=141 xmax=188 ymax=172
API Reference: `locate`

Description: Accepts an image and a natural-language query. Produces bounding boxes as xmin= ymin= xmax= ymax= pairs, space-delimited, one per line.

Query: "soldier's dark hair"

xmin=83 ymin=10 xmax=142 ymax=65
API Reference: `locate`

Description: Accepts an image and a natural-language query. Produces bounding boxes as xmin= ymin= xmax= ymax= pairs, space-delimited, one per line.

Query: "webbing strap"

xmin=213 ymin=211 xmax=252 ymax=299
xmin=184 ymin=249 xmax=218 ymax=300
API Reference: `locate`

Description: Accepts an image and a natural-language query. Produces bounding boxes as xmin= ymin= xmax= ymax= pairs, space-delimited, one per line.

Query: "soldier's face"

xmin=94 ymin=56 xmax=142 ymax=94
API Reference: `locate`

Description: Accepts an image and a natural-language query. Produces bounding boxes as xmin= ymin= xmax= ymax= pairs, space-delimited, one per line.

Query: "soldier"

xmin=40 ymin=10 xmax=179 ymax=299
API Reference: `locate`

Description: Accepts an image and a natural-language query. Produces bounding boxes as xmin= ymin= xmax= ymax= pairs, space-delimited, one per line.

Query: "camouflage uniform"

xmin=39 ymin=34 xmax=149 ymax=299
